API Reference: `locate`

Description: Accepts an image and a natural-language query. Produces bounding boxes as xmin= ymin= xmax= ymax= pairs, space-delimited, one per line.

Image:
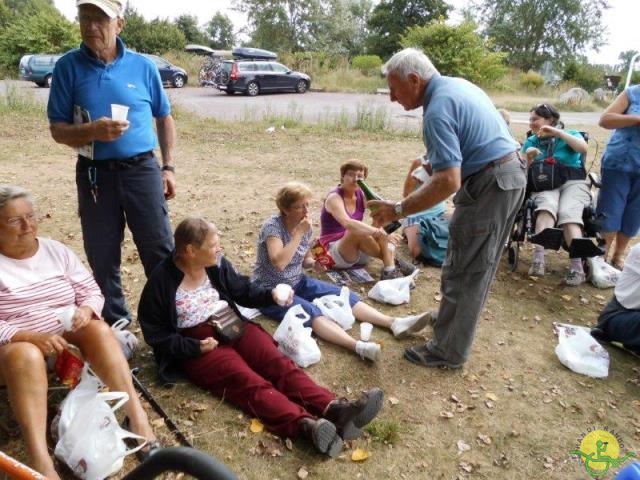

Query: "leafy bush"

xmin=519 ymin=70 xmax=544 ymax=90
xmin=400 ymin=21 xmax=507 ymax=85
xmin=351 ymin=55 xmax=382 ymax=75
xmin=562 ymin=61 xmax=605 ymax=92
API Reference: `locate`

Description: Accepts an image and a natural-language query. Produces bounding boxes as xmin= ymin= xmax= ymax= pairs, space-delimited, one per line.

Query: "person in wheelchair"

xmin=522 ymin=103 xmax=592 ymax=286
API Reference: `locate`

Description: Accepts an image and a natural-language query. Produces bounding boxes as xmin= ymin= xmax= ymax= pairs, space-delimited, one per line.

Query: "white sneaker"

xmin=355 ymin=341 xmax=380 ymax=362
xmin=564 ymin=269 xmax=586 ymax=286
xmin=391 ymin=311 xmax=432 ymax=338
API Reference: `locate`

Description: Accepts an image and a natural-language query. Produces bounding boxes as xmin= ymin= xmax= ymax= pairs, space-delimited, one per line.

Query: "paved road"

xmin=1 ymin=80 xmax=602 ymax=129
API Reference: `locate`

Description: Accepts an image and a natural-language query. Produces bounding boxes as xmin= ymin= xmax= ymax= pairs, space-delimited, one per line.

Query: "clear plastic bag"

xmin=367 ymin=270 xmax=419 ymax=305
xmin=273 ymin=304 xmax=321 ymax=368
xmin=111 ymin=318 xmax=139 ymax=360
xmin=312 ymin=286 xmax=355 ymax=330
xmin=54 ymin=391 xmax=145 ymax=480
xmin=554 ymin=323 xmax=610 ymax=378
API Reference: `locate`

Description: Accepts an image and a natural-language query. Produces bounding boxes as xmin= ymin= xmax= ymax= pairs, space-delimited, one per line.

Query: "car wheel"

xmin=295 ymin=79 xmax=308 ymax=93
xmin=246 ymin=81 xmax=259 ymax=97
xmin=44 ymin=75 xmax=52 ymax=88
xmin=173 ymin=75 xmax=186 ymax=88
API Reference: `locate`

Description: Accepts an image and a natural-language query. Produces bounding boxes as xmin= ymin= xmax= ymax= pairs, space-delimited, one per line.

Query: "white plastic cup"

xmin=360 ymin=322 xmax=373 ymax=341
xmin=275 ymin=283 xmax=293 ymax=306
xmin=111 ymin=103 xmax=129 ymax=121
xmin=57 ymin=306 xmax=76 ymax=331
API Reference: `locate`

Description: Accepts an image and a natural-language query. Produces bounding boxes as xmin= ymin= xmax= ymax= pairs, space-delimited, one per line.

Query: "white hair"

xmin=381 ymin=48 xmax=439 ymax=82
xmin=0 ymin=185 xmax=32 ymax=211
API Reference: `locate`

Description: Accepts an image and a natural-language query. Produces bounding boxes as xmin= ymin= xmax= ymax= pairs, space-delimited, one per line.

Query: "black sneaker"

xmin=380 ymin=268 xmax=403 ymax=280
xmin=324 ymin=388 xmax=384 ymax=440
xmin=394 ymin=256 xmax=417 ymax=276
xmin=298 ymin=418 xmax=343 ymax=457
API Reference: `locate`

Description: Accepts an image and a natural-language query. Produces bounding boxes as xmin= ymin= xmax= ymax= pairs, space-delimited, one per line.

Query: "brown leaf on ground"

xmin=440 ymin=411 xmax=454 ymax=418
xmin=477 ymin=433 xmax=492 ymax=445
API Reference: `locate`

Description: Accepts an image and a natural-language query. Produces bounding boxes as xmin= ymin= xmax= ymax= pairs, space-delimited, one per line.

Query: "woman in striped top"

xmin=0 ymin=185 xmax=157 ymax=480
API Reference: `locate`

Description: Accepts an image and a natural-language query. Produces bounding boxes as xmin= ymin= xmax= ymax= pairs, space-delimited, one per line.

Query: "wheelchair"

xmin=505 ymin=131 xmax=605 ymax=273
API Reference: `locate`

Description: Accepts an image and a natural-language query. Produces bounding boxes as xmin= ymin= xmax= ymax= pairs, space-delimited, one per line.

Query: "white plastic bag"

xmin=273 ymin=304 xmax=321 ymax=368
xmin=586 ymin=256 xmax=621 ymax=289
xmin=55 ymin=391 xmax=145 ymax=480
xmin=554 ymin=323 xmax=610 ymax=378
xmin=312 ymin=286 xmax=355 ymax=330
xmin=111 ymin=318 xmax=139 ymax=360
xmin=367 ymin=270 xmax=419 ymax=305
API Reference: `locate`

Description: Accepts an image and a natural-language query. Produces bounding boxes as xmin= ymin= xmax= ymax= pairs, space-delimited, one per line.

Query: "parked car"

xmin=142 ymin=54 xmax=188 ymax=88
xmin=19 ymin=54 xmax=61 ymax=88
xmin=214 ymin=60 xmax=311 ymax=96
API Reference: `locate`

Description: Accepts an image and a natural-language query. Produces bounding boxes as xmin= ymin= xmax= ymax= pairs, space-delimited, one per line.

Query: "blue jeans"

xmin=260 ymin=276 xmax=359 ymax=327
xmin=76 ymin=156 xmax=173 ymax=324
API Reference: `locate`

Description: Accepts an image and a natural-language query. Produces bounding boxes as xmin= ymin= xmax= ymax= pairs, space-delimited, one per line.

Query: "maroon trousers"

xmin=180 ymin=322 xmax=335 ymax=439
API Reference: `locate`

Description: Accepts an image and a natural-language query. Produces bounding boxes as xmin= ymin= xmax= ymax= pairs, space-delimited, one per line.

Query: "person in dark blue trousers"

xmin=47 ymin=0 xmax=176 ymax=325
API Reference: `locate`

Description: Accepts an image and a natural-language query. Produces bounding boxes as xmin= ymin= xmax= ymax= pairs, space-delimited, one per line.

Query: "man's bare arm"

xmin=49 ymin=118 xmax=129 ymax=148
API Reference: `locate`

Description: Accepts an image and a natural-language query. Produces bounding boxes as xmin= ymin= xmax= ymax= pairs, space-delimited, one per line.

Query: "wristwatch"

xmin=161 ymin=165 xmax=175 ymax=173
xmin=394 ymin=201 xmax=403 ymax=218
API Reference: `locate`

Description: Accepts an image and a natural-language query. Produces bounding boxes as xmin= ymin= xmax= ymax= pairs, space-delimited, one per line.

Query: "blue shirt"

xmin=521 ymin=129 xmax=584 ymax=168
xmin=601 ymin=84 xmax=640 ymax=173
xmin=422 ymin=75 xmax=519 ymax=179
xmin=47 ymin=37 xmax=170 ymax=160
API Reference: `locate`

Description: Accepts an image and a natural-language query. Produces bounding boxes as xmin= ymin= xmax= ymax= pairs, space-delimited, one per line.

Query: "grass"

xmin=0 ymin=87 xmax=638 ymax=480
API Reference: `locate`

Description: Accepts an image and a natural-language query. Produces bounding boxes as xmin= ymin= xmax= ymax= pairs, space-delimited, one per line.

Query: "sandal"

xmin=121 ymin=416 xmax=162 ymax=462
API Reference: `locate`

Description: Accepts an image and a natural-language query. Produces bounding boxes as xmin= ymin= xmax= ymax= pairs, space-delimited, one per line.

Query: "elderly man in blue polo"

xmin=369 ymin=48 xmax=526 ymax=369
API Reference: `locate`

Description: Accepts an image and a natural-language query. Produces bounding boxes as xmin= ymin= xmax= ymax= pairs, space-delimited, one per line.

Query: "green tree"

xmin=400 ymin=20 xmax=507 ymax=85
xmin=234 ymin=0 xmax=326 ymax=52
xmin=616 ymin=50 xmax=638 ymax=72
xmin=120 ymin=5 xmax=185 ymax=53
xmin=312 ymin=0 xmax=373 ymax=55
xmin=205 ymin=11 xmax=235 ymax=49
xmin=366 ymin=0 xmax=450 ymax=59
xmin=476 ymin=0 xmax=609 ymax=71
xmin=0 ymin=7 xmax=80 ymax=69
xmin=175 ymin=14 xmax=207 ymax=45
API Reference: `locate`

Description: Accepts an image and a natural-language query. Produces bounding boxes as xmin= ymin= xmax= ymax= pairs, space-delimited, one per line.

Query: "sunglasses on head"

xmin=536 ymin=103 xmax=554 ymax=118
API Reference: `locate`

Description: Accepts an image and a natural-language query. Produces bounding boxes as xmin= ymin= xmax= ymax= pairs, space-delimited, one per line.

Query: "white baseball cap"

xmin=76 ymin=0 xmax=124 ymax=18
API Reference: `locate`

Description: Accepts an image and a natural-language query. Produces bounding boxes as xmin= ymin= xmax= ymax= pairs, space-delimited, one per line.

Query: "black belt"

xmin=78 ymin=150 xmax=154 ymax=170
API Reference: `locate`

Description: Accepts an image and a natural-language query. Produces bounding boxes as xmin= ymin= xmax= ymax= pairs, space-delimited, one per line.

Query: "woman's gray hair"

xmin=0 ymin=185 xmax=32 ymax=211
xmin=382 ymin=48 xmax=439 ymax=82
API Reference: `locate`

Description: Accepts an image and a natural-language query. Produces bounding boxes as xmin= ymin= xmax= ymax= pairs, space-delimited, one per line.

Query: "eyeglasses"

xmin=290 ymin=202 xmax=310 ymax=211
xmin=2 ymin=212 xmax=36 ymax=227
xmin=78 ymin=14 xmax=114 ymax=26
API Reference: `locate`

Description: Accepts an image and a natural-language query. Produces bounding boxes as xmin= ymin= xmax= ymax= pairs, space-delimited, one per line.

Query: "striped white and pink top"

xmin=0 ymin=238 xmax=104 ymax=344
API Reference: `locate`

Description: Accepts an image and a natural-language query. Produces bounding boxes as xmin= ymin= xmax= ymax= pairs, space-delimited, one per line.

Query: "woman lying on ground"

xmin=522 ymin=103 xmax=590 ymax=286
xmin=253 ymin=182 xmax=431 ymax=363
xmin=0 ymin=185 xmax=157 ymax=479
xmin=319 ymin=160 xmax=416 ymax=280
xmin=137 ymin=217 xmax=384 ymax=457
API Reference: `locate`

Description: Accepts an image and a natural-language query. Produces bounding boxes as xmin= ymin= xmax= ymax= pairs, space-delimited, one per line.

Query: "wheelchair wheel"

xmin=507 ymin=242 xmax=519 ymax=272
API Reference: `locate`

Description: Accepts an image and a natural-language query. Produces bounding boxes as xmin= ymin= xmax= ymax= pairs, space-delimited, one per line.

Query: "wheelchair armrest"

xmin=588 ymin=172 xmax=602 ymax=188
